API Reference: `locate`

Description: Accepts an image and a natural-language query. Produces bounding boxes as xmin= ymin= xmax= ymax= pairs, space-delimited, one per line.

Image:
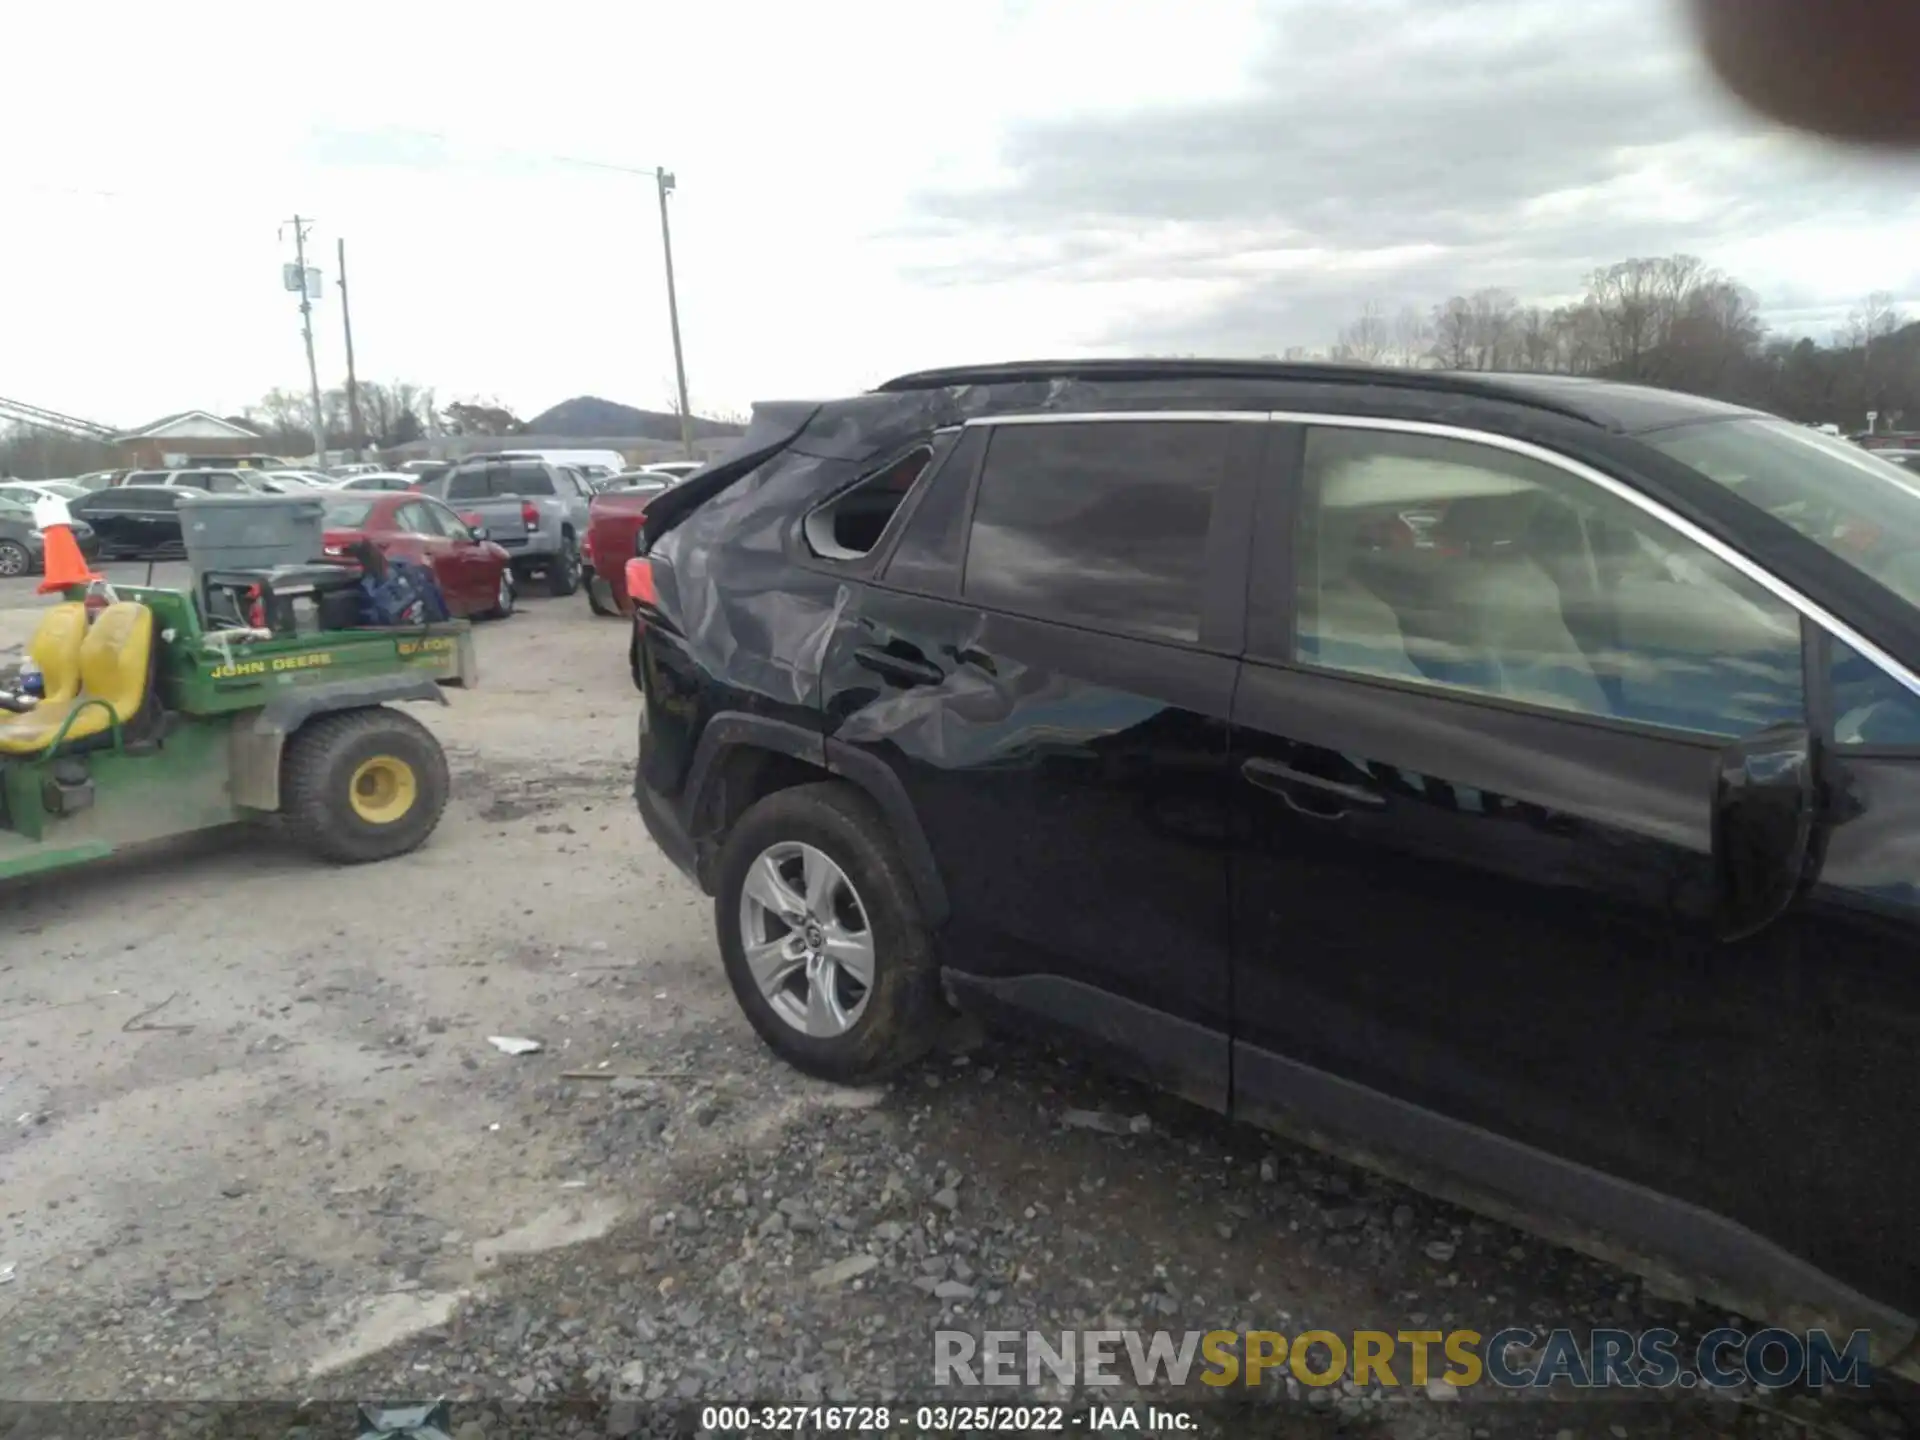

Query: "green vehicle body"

xmin=0 ymin=583 xmax=476 ymax=881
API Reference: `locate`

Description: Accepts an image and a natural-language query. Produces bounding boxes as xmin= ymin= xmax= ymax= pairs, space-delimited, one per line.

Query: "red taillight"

xmin=624 ymin=557 xmax=657 ymax=608
xmin=521 ymin=502 xmax=539 ymax=529
xmin=460 ymin=512 xmax=484 ymax=529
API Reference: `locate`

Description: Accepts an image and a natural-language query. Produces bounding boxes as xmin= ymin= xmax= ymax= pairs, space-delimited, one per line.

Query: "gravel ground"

xmin=0 ymin=580 xmax=1915 ymax=1439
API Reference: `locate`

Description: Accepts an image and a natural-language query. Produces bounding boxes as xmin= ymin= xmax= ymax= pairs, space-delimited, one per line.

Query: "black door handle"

xmin=1240 ymin=757 xmax=1385 ymax=812
xmin=854 ymin=645 xmax=944 ymax=687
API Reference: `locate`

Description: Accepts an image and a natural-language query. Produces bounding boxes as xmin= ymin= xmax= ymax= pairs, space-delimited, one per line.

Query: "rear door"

xmin=820 ymin=413 xmax=1262 ymax=1110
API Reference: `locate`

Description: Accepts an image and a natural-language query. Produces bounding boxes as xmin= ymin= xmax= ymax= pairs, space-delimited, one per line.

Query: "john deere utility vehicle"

xmin=0 ymin=499 xmax=476 ymax=882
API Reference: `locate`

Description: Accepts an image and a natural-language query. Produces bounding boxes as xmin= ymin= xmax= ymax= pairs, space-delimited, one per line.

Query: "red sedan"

xmin=321 ymin=493 xmax=516 ymax=619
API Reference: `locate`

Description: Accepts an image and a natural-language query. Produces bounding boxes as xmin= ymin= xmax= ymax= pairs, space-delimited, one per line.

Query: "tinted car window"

xmin=887 ymin=427 xmax=984 ymax=596
xmin=1293 ymin=426 xmax=1805 ymax=739
xmin=427 ymin=502 xmax=472 ymax=540
xmin=1830 ymin=637 xmax=1920 ymax=745
xmin=323 ymin=500 xmax=378 ymax=528
xmin=500 ymin=464 xmax=555 ymax=497
xmin=124 ymin=471 xmax=169 ymax=486
xmin=444 ymin=471 xmax=490 ymax=501
xmin=962 ymin=420 xmax=1228 ymax=644
xmin=394 ymin=502 xmax=439 ymax=536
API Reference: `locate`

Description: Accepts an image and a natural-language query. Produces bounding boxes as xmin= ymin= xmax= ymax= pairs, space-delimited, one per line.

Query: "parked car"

xmin=415 ymin=457 xmax=592 ymax=596
xmin=581 ymin=476 xmax=672 ymax=619
xmin=629 ymin=359 xmax=1920 ymax=1373
xmin=318 ymin=493 xmax=515 ymax=620
xmin=326 ymin=462 xmax=387 ymax=479
xmin=396 ymin=460 xmax=451 ymax=485
xmin=71 ymin=469 xmax=128 ymax=491
xmin=1875 ymin=449 xmax=1920 ymax=472
xmin=0 ymin=490 xmax=99 ymax=576
xmin=70 ymin=485 xmax=188 ymax=558
xmin=120 ymin=468 xmax=274 ymax=496
xmin=330 ymin=472 xmax=423 ymax=493
xmin=0 ymin=480 xmax=88 ymax=504
xmin=640 ymin=460 xmax=706 ymax=481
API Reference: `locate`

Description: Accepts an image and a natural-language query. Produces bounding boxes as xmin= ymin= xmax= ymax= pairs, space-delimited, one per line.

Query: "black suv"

xmin=632 ymin=360 xmax=1920 ymax=1375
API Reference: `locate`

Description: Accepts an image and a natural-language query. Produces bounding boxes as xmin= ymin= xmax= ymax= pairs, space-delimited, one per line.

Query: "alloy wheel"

xmin=737 ymin=841 xmax=876 ymax=1037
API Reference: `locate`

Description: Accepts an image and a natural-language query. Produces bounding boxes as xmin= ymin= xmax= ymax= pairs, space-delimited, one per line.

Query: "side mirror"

xmin=1712 ymin=722 xmax=1816 ymax=941
xmin=470 ymin=525 xmax=490 ymax=542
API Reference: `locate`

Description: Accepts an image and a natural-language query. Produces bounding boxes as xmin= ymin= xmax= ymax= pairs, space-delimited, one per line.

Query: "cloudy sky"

xmin=5 ymin=0 xmax=1917 ymax=431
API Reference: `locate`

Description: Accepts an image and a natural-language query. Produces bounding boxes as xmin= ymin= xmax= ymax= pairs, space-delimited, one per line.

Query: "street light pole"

xmin=655 ymin=167 xmax=696 ymax=462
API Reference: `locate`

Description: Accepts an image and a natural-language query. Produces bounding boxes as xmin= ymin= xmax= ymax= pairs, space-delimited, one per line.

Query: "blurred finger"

xmin=1689 ymin=0 xmax=1920 ymax=144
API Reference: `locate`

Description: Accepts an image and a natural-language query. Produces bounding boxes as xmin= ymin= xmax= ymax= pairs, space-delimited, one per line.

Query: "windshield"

xmin=323 ymin=500 xmax=378 ymax=528
xmin=1647 ymin=419 xmax=1920 ymax=610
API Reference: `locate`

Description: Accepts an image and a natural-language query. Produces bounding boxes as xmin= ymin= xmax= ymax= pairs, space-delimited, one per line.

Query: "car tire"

xmin=0 ymin=540 xmax=32 ymax=578
xmin=585 ymin=569 xmax=618 ymax=616
xmin=482 ymin=568 xmax=516 ymax=620
xmin=547 ymin=532 xmax=582 ymax=598
xmin=714 ymin=781 xmax=945 ymax=1083
xmin=279 ymin=706 xmax=451 ymax=864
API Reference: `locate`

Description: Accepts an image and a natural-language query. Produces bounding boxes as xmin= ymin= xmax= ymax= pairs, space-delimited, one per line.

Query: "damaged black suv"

xmin=633 ymin=359 xmax=1920 ymax=1373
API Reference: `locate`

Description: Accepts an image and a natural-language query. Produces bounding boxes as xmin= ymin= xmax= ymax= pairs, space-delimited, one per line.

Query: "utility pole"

xmin=655 ymin=168 xmax=696 ymax=462
xmin=281 ymin=215 xmax=328 ymax=465
xmin=338 ymin=238 xmax=364 ymax=461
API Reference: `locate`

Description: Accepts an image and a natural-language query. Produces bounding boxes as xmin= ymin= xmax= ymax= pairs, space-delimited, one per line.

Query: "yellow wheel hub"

xmin=348 ymin=754 xmax=418 ymax=825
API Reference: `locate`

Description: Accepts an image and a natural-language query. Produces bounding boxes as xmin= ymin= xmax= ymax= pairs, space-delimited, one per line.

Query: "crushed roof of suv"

xmin=874 ymin=359 xmax=1761 ymax=435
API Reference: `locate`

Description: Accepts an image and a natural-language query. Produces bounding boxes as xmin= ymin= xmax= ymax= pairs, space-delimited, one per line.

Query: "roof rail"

xmin=872 ymin=358 xmax=1597 ymax=423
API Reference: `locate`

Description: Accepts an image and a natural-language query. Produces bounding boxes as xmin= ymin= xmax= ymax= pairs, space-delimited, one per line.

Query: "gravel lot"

xmin=0 ymin=572 xmax=1914 ymax=1438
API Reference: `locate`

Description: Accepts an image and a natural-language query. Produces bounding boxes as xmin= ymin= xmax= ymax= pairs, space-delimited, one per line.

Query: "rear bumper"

xmin=635 ymin=738 xmax=702 ymax=890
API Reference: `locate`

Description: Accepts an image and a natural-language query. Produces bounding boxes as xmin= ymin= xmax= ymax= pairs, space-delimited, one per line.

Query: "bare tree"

xmin=1332 ymin=301 xmax=1391 ymax=363
xmin=1387 ymin=306 xmax=1432 ymax=367
xmin=1430 ymin=297 xmax=1474 ymax=369
xmin=1466 ymin=289 xmax=1519 ymax=369
xmin=1512 ymin=307 xmax=1557 ymax=372
xmin=1583 ymin=254 xmax=1720 ymax=379
xmin=1841 ymin=290 xmax=1902 ymax=351
xmin=245 ymin=388 xmax=313 ymax=450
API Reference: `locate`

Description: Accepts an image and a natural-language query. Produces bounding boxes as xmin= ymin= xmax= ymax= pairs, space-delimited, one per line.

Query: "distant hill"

xmin=526 ymin=395 xmax=745 ymax=441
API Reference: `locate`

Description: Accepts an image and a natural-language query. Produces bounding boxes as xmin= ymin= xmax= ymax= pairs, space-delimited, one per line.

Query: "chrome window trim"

xmin=965 ymin=411 xmax=1272 ymax=426
xmin=963 ymin=406 xmax=1920 ymax=702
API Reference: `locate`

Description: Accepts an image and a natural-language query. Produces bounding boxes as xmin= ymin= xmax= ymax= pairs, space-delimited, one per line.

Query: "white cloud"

xmin=1 ymin=0 xmax=1915 ymax=432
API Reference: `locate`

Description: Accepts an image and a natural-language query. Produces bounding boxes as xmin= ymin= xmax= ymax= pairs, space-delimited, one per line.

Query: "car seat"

xmin=0 ymin=602 xmax=156 ymax=755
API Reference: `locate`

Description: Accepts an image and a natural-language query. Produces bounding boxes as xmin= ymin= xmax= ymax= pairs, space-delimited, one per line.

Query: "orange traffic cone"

xmin=37 ymin=521 xmax=102 ymax=595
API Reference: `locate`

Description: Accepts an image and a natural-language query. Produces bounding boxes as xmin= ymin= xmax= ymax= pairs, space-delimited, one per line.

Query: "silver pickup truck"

xmin=419 ymin=458 xmax=594 ymax=596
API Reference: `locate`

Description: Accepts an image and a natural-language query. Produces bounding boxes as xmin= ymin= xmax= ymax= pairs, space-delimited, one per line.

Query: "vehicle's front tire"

xmin=585 ymin=569 xmax=618 ymax=616
xmin=547 ymin=531 xmax=582 ymax=597
xmin=714 ymin=781 xmax=944 ymax=1083
xmin=482 ymin=568 xmax=516 ymax=620
xmin=0 ymin=540 xmax=32 ymax=578
xmin=280 ymin=706 xmax=451 ymax=864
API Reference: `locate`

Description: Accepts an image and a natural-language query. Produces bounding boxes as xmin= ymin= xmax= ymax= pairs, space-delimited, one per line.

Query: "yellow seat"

xmin=0 ymin=603 xmax=155 ymax=756
xmin=9 ymin=603 xmax=87 ymax=707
